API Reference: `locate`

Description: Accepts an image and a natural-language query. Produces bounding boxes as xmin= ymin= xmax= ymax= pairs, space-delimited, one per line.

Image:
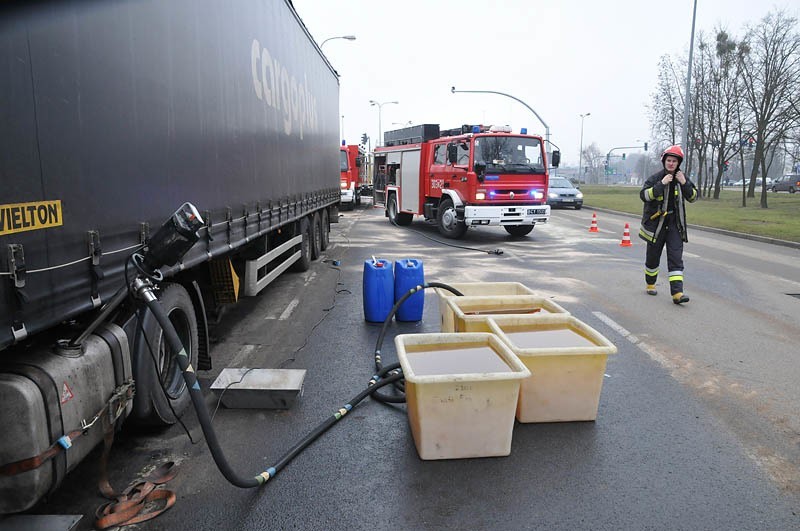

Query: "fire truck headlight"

xmin=475 ymin=192 xmax=486 ymax=200
xmin=340 ymin=181 xmax=348 ymax=189
xmin=489 ymin=191 xmax=497 ymax=198
xmin=530 ymin=190 xmax=544 ymax=200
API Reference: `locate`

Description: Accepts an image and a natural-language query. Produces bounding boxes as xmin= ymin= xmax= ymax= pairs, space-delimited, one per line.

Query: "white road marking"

xmin=593 ymin=311 xmax=676 ymax=370
xmin=279 ymin=298 xmax=300 ymax=320
xmin=230 ymin=344 xmax=256 ymax=367
xmin=592 ymin=311 xmax=639 ymax=344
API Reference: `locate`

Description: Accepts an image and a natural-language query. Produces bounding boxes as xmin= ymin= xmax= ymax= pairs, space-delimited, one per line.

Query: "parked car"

xmin=547 ymin=177 xmax=583 ymax=209
xmin=771 ymin=174 xmax=799 ymax=193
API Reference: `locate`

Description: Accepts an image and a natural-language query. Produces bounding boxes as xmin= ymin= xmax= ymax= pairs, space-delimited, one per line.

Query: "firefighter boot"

xmin=646 ymin=284 xmax=657 ymax=296
xmin=672 ymin=292 xmax=690 ymax=305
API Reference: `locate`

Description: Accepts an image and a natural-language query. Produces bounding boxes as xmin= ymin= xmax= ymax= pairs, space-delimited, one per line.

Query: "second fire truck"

xmin=373 ymin=124 xmax=559 ymax=238
xmin=340 ymin=143 xmax=367 ymax=210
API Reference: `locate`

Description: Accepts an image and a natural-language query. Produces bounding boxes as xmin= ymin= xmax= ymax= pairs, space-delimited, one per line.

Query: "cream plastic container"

xmin=395 ymin=333 xmax=530 ymax=460
xmin=444 ymin=294 xmax=569 ymax=333
xmin=486 ymin=314 xmax=617 ymax=423
xmin=434 ymin=282 xmax=540 ymax=332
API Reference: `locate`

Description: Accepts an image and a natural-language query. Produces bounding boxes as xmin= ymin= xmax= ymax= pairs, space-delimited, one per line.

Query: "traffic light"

xmin=723 ymin=161 xmax=730 ymax=172
xmin=360 ymin=133 xmax=368 ymax=145
xmin=622 ymin=153 xmax=626 ymax=160
xmin=644 ymin=142 xmax=648 ymax=151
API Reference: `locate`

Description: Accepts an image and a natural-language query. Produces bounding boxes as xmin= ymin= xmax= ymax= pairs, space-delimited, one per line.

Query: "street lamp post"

xmin=451 ymin=86 xmax=551 ymax=150
xmin=578 ymin=113 xmax=590 ymax=183
xmin=369 ymin=100 xmax=398 ymax=147
xmin=320 ymin=35 xmax=356 ymax=48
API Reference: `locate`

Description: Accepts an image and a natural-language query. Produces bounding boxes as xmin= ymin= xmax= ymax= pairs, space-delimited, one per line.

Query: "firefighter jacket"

xmin=639 ymin=169 xmax=698 ymax=244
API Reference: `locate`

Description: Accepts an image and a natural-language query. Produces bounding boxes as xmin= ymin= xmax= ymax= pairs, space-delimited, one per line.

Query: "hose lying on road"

xmin=141 ymin=278 xmax=463 ymax=488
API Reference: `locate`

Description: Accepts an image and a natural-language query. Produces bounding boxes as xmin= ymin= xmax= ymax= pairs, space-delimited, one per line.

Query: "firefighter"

xmin=638 ymin=145 xmax=698 ymax=304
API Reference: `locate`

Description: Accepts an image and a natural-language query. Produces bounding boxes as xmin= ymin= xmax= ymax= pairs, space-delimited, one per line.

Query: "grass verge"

xmin=580 ymin=185 xmax=800 ymax=243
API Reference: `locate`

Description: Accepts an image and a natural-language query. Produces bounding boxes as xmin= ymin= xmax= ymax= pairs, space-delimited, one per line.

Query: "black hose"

xmin=370 ymin=282 xmax=464 ymax=404
xmin=388 ymin=212 xmax=503 ymax=255
xmin=143 ymin=293 xmax=420 ymax=487
xmin=143 ymin=295 xmax=262 ymax=488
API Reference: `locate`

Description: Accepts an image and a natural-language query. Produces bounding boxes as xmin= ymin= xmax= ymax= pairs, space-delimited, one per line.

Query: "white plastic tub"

xmin=486 ymin=314 xmax=617 ymax=423
xmin=395 ymin=333 xmax=530 ymax=460
xmin=443 ymin=294 xmax=569 ymax=333
xmin=434 ymin=282 xmax=539 ymax=332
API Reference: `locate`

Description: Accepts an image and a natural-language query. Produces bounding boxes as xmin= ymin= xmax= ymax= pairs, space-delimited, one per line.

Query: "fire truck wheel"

xmin=311 ymin=212 xmax=322 ymax=260
xmin=320 ymin=208 xmax=330 ymax=250
xmin=291 ymin=218 xmax=312 ymax=272
xmin=388 ymin=194 xmax=413 ymax=226
xmin=437 ymin=197 xmax=466 ymax=238
xmin=131 ymin=282 xmax=199 ymax=426
xmin=504 ymin=224 xmax=535 ymax=237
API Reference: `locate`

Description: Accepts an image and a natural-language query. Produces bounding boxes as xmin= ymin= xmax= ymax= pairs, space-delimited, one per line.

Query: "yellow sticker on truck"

xmin=0 ymin=200 xmax=63 ymax=236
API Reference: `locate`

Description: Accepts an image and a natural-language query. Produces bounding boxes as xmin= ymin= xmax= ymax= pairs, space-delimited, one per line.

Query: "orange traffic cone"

xmin=620 ymin=223 xmax=632 ymax=247
xmin=588 ymin=212 xmax=599 ymax=233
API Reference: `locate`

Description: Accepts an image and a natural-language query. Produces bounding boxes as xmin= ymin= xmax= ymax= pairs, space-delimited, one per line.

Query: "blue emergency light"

xmin=520 ymin=128 xmax=527 ymax=134
xmin=472 ymin=126 xmax=480 ymax=133
xmin=342 ymin=140 xmax=346 ymax=146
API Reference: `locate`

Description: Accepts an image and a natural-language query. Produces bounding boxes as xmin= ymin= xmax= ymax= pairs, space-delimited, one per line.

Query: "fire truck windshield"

xmin=340 ymin=150 xmax=349 ymax=172
xmin=473 ymin=136 xmax=545 ymax=174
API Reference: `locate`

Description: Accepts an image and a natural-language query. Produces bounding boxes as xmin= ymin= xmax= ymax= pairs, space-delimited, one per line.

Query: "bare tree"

xmin=738 ymin=10 xmax=800 ymax=206
xmin=581 ymin=143 xmax=606 ymax=184
xmin=649 ymin=55 xmax=684 ymax=147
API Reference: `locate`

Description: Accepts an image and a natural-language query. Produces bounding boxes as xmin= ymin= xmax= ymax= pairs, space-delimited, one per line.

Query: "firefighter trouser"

xmin=644 ymin=221 xmax=685 ymax=296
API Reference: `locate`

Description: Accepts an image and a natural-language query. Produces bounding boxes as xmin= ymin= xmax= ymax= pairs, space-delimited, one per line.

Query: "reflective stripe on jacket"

xmin=639 ymin=169 xmax=698 ymax=243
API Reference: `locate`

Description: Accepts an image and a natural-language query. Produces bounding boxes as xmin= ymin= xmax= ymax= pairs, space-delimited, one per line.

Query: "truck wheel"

xmin=291 ymin=218 xmax=312 ymax=272
xmin=388 ymin=194 xmax=413 ymax=226
xmin=320 ymin=208 xmax=330 ymax=251
xmin=311 ymin=212 xmax=322 ymax=260
xmin=790 ymin=187 xmax=796 ymax=194
xmin=504 ymin=224 xmax=534 ymax=237
xmin=131 ymin=282 xmax=198 ymax=426
xmin=437 ymin=197 xmax=466 ymax=238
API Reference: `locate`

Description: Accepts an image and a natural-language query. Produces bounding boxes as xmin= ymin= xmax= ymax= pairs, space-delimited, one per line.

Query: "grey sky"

xmin=293 ymin=0 xmax=796 ymax=166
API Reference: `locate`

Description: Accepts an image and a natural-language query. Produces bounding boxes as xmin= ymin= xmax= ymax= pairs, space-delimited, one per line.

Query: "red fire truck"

xmin=373 ymin=124 xmax=559 ymax=238
xmin=340 ymin=143 xmax=367 ymax=210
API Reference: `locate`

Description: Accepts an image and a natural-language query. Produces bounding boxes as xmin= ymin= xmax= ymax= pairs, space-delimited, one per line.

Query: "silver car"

xmin=771 ymin=174 xmax=799 ymax=193
xmin=547 ymin=177 xmax=584 ymax=209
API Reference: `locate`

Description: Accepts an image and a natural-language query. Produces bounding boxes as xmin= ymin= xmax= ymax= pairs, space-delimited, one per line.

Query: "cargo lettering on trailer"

xmin=0 ymin=200 xmax=62 ymax=236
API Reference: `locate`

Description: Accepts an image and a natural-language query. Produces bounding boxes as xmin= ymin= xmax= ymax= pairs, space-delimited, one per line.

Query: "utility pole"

xmin=578 ymin=113 xmax=590 ymax=183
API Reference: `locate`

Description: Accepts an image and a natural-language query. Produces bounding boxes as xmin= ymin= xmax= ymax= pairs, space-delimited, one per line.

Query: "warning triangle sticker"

xmin=60 ymin=382 xmax=74 ymax=404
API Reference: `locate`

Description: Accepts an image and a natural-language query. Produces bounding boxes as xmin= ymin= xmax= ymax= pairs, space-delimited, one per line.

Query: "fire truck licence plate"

xmin=528 ymin=208 xmax=547 ymax=215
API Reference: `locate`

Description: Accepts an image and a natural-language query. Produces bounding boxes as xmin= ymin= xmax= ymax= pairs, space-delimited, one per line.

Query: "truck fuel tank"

xmin=0 ymin=324 xmax=132 ymax=514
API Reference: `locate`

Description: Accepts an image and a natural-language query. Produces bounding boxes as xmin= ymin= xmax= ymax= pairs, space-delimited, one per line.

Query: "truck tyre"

xmin=504 ymin=224 xmax=534 ymax=237
xmin=291 ymin=218 xmax=312 ymax=272
xmin=320 ymin=208 xmax=330 ymax=251
xmin=437 ymin=197 xmax=467 ymax=238
xmin=791 ymin=186 xmax=796 ymax=194
xmin=388 ymin=194 xmax=413 ymax=226
xmin=131 ymin=282 xmax=198 ymax=426
xmin=311 ymin=212 xmax=322 ymax=260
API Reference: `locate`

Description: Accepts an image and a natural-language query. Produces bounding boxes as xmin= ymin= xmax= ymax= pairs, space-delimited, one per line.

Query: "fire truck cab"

xmin=340 ymin=144 xmax=366 ymax=210
xmin=373 ymin=124 xmax=558 ymax=238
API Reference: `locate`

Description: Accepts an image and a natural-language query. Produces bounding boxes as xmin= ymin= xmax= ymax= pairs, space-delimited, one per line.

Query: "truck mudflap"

xmin=463 ymin=204 xmax=550 ymax=226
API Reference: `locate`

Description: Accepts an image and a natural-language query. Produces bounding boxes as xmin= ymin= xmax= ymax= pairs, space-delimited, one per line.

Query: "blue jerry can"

xmin=394 ymin=259 xmax=424 ymax=322
xmin=363 ymin=259 xmax=394 ymax=322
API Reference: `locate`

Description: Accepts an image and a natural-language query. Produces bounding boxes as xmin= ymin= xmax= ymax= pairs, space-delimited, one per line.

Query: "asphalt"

xmin=20 ymin=204 xmax=800 ymax=530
